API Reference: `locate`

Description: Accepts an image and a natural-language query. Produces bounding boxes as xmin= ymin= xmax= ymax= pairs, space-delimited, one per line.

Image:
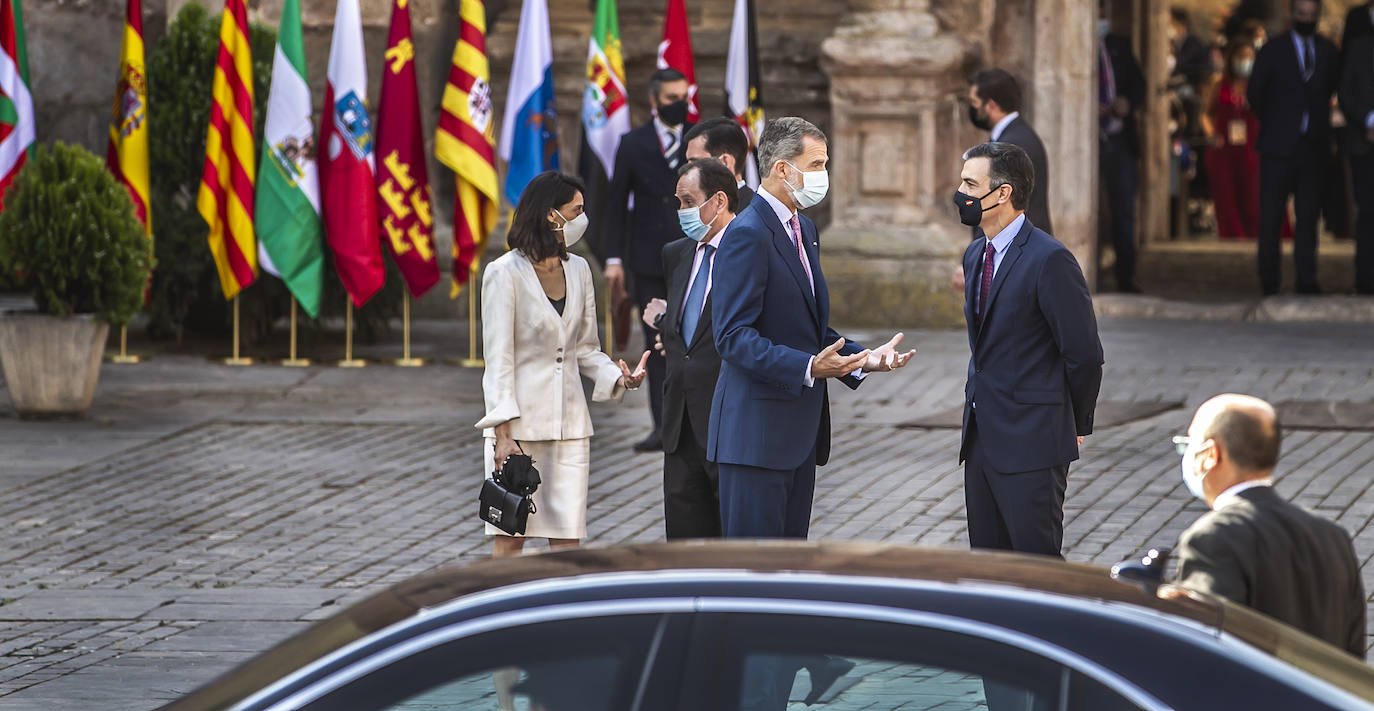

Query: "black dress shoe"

xmin=633 ymin=433 xmax=662 ymax=452
xmin=803 ymin=656 xmax=856 ymax=705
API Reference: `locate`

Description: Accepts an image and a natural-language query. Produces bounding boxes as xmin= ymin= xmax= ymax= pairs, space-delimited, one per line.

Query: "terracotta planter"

xmin=0 ymin=313 xmax=109 ymax=418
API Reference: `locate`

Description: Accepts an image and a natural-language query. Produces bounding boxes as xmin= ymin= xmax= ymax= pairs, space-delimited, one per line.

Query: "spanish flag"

xmin=106 ymin=0 xmax=150 ymax=234
xmin=197 ymin=0 xmax=256 ymax=300
xmin=435 ymin=0 xmax=498 ymax=297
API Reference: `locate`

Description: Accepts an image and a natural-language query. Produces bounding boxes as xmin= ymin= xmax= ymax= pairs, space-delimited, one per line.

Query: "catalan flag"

xmin=106 ymin=0 xmax=151 ymax=234
xmin=0 ymin=0 xmax=34 ymax=211
xmin=435 ymin=0 xmax=498 ymax=296
xmin=196 ymin=0 xmax=257 ymax=300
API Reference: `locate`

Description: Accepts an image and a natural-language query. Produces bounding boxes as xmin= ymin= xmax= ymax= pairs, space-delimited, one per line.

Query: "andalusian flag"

xmin=106 ymin=0 xmax=150 ymax=233
xmin=582 ymin=0 xmax=629 ymax=178
xmin=254 ymin=0 xmax=325 ymax=317
xmin=376 ymin=0 xmax=440 ymax=298
xmin=0 ymin=0 xmax=34 ymax=211
xmin=197 ymin=0 xmax=257 ymax=300
xmin=435 ymin=0 xmax=498 ymax=296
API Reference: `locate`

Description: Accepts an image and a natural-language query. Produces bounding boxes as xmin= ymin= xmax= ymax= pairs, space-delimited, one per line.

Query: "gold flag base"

xmin=337 ymin=299 xmax=365 ymax=367
xmin=107 ymin=354 xmax=142 ymax=364
xmin=459 ymin=358 xmax=485 ymax=368
xmin=281 ymin=358 xmax=312 ymax=367
xmin=222 ymin=357 xmax=255 ymax=366
xmin=220 ymin=296 xmax=251 ymax=365
xmin=336 ymin=358 xmax=366 ymax=368
xmin=394 ymin=357 xmax=426 ymax=367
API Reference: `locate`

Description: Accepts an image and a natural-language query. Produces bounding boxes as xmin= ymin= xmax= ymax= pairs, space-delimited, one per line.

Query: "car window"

xmin=292 ymin=613 xmax=685 ymax=711
xmin=702 ymin=613 xmax=1146 ymax=711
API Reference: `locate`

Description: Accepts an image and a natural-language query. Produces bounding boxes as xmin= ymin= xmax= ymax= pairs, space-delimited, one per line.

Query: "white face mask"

xmin=1180 ymin=439 xmax=1209 ymax=502
xmin=553 ymin=209 xmax=588 ymax=248
xmin=783 ymin=161 xmax=829 ymax=209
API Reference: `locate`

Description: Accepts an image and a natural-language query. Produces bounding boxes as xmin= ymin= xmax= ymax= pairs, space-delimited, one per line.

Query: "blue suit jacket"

xmin=708 ymin=195 xmax=865 ymax=471
xmin=960 ymin=218 xmax=1103 ymax=473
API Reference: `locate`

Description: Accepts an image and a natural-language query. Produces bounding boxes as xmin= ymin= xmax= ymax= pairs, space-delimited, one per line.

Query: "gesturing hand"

xmin=811 ymin=338 xmax=870 ymax=379
xmin=642 ymin=298 xmax=667 ymax=329
xmin=618 ymin=350 xmax=651 ymax=390
xmin=862 ymin=332 xmax=917 ymax=372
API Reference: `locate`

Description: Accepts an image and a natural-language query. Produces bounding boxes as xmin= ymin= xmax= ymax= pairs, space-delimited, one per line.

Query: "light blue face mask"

xmin=677 ymin=195 xmax=721 ymax=241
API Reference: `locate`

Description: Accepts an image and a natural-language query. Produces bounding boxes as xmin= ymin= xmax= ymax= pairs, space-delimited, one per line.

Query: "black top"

xmin=549 ymin=297 xmax=565 ymax=316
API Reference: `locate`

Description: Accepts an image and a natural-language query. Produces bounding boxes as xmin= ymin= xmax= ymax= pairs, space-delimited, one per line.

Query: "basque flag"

xmin=498 ymin=0 xmax=558 ymax=206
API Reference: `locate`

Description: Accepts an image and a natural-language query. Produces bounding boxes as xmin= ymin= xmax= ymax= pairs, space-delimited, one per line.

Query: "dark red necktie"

xmin=977 ymin=240 xmax=995 ymax=326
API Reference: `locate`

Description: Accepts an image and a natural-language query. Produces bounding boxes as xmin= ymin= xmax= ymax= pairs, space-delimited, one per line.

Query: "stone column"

xmin=819 ymin=0 xmax=974 ymax=329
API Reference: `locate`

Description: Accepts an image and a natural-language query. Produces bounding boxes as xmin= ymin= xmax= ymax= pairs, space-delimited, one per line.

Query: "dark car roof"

xmin=162 ymin=541 xmax=1374 ymax=710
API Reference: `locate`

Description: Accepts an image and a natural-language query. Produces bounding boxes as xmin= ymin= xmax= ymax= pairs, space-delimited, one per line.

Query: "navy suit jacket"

xmin=959 ymin=218 xmax=1103 ymax=474
xmin=708 ymin=194 xmax=864 ymax=471
xmin=1248 ymin=32 xmax=1340 ymax=158
xmin=604 ymin=122 xmax=693 ymax=277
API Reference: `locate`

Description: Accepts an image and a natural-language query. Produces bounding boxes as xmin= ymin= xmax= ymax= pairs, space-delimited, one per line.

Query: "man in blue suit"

xmin=956 ymin=142 xmax=1103 ymax=558
xmin=709 ymin=117 xmax=915 ymax=539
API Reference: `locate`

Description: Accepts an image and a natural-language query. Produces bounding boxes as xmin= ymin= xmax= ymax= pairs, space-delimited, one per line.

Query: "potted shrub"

xmin=0 ymin=142 xmax=153 ymax=418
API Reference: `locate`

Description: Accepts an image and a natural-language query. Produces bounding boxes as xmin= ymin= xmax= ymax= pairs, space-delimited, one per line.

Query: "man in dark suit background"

xmin=1342 ymin=0 xmax=1374 ymax=51
xmin=683 ymin=117 xmax=756 ymax=209
xmin=605 ymin=68 xmax=695 ymax=451
xmin=709 ymin=116 xmax=914 ymax=540
xmin=1339 ymin=35 xmax=1374 ymax=294
xmin=957 ymin=142 xmax=1103 ymax=558
xmin=1248 ymin=0 xmax=1340 ymax=295
xmin=1172 ymin=394 xmax=1365 ymax=658
xmin=640 ymin=159 xmax=739 ymax=539
xmin=967 ymin=69 xmax=1053 ymax=235
xmin=1099 ymin=12 xmax=1146 ymax=293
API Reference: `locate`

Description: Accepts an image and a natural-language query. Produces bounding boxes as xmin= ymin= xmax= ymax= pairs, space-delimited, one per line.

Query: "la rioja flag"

xmin=319 ymin=0 xmax=384 ymax=307
xmin=657 ymin=0 xmax=698 ymax=122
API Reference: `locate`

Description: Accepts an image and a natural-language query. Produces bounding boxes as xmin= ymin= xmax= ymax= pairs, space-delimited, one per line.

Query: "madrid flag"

xmin=106 ymin=0 xmax=150 ymax=233
xmin=657 ymin=0 xmax=698 ymax=122
xmin=319 ymin=0 xmax=384 ymax=307
xmin=376 ymin=0 xmax=440 ymax=298
xmin=0 ymin=0 xmax=34 ymax=211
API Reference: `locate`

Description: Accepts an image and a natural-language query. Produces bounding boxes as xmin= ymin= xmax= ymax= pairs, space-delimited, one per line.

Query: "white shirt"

xmin=680 ymin=225 xmax=726 ymax=320
xmin=976 ymin=213 xmax=1026 ymax=315
xmin=756 ymin=186 xmax=865 ymax=388
xmin=990 ymin=111 xmax=1020 ymax=141
xmin=1211 ymin=478 xmax=1274 ymax=510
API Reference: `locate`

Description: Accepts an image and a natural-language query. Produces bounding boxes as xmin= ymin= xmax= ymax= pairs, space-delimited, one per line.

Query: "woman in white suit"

xmin=477 ymin=171 xmax=650 ymax=557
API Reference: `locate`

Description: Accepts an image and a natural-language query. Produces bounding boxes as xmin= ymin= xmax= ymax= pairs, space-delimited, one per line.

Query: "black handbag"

xmin=478 ymin=451 xmax=540 ymax=535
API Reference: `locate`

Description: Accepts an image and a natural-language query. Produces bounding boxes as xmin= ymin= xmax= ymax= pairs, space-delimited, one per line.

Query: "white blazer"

xmin=476 ymin=250 xmax=624 ymax=441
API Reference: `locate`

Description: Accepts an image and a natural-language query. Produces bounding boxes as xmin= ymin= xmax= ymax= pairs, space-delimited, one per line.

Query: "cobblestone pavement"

xmin=2 ymin=318 xmax=1374 ymax=709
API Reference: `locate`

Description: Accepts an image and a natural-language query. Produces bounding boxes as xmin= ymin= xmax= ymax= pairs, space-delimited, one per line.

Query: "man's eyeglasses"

xmin=1171 ymin=436 xmax=1190 ymax=456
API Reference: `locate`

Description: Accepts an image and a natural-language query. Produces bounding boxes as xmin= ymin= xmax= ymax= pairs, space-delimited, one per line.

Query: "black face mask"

xmin=657 ymin=99 xmax=689 ymax=127
xmin=954 ymin=187 xmax=999 ymax=227
xmin=967 ymin=105 xmax=992 ymax=131
xmin=1293 ymin=20 xmax=1317 ymax=37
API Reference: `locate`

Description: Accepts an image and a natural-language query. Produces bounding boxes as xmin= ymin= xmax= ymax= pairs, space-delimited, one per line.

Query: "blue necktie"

xmin=680 ymin=244 xmax=715 ymax=346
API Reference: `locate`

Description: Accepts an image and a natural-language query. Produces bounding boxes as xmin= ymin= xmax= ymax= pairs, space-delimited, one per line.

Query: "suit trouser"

xmin=1100 ymin=134 xmax=1138 ymax=288
xmin=718 ymin=448 xmax=817 ymax=539
xmin=663 ymin=416 xmax=722 ymax=539
xmin=963 ymin=415 xmax=1067 ymax=558
xmin=1348 ymin=152 xmax=1374 ymax=294
xmin=631 ymin=272 xmax=667 ymax=434
xmin=1259 ymin=139 xmax=1324 ymax=294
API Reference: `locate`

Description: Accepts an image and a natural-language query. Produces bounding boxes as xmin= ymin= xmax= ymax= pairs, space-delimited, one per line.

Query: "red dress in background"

xmin=1206 ymin=81 xmax=1291 ymax=240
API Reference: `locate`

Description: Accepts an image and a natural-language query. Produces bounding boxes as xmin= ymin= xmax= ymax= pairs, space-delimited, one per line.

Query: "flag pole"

xmin=223 ymin=295 xmax=253 ymax=365
xmin=108 ymin=326 xmax=142 ymax=364
xmin=395 ymin=293 xmax=424 ymax=366
xmin=282 ymin=296 xmax=310 ymax=367
xmin=338 ymin=299 xmax=366 ymax=367
xmin=459 ymin=274 xmax=484 ymax=367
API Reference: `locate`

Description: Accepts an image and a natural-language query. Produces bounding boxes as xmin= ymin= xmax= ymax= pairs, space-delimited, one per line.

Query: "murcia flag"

xmin=319 ymin=0 xmax=384 ymax=307
xmin=435 ymin=0 xmax=498 ymax=295
xmin=498 ymin=0 xmax=558 ymax=206
xmin=376 ymin=0 xmax=440 ymax=298
xmin=582 ymin=0 xmax=629 ymax=179
xmin=0 ymin=0 xmax=34 ymax=211
xmin=106 ymin=0 xmax=151 ymax=233
xmin=657 ymin=0 xmax=698 ymax=122
xmin=724 ymin=0 xmax=763 ymax=187
xmin=196 ymin=0 xmax=257 ymax=299
xmin=255 ymin=0 xmax=325 ymax=318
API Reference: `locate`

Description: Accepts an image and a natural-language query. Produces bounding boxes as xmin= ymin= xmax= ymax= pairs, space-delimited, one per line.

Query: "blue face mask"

xmin=677 ymin=195 xmax=721 ymax=241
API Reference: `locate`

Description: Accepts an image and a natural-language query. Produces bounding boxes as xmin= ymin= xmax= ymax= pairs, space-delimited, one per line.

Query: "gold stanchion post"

xmin=394 ymin=293 xmax=425 ymax=366
xmin=337 ymin=299 xmax=366 ymax=367
xmin=223 ymin=295 xmax=253 ymax=365
xmin=107 ymin=325 xmax=142 ymax=364
xmin=282 ymin=296 xmax=311 ymax=367
xmin=458 ymin=276 xmax=484 ymax=368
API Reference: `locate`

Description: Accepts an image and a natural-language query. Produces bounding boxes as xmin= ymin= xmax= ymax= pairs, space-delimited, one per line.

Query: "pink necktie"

xmin=788 ymin=214 xmax=814 ymax=295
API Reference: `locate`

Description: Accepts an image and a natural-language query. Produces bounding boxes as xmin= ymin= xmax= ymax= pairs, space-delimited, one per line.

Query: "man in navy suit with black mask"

xmin=709 ymin=116 xmax=915 ymax=540
xmin=957 ymin=142 xmax=1103 ymax=558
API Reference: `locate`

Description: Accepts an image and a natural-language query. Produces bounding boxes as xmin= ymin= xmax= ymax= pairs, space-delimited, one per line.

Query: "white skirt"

xmin=483 ymin=437 xmax=591 ymax=539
